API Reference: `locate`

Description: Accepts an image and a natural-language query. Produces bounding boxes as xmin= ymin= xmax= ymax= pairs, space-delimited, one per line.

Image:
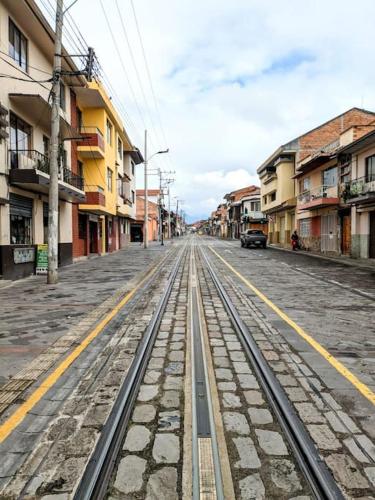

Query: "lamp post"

xmin=143 ymin=129 xmax=168 ymax=249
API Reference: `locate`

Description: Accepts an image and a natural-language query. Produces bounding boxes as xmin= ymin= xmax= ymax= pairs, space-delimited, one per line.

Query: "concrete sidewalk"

xmin=0 ymin=241 xmax=171 ymax=386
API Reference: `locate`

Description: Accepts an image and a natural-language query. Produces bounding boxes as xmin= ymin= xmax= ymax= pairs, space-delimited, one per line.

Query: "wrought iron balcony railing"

xmin=297 ymin=185 xmax=338 ymax=204
xmin=9 ymin=149 xmax=84 ymax=191
xmin=340 ymin=174 xmax=375 ymax=201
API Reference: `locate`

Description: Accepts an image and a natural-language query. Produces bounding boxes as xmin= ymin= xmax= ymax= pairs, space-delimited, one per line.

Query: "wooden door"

xmin=342 ymin=215 xmax=351 ymax=255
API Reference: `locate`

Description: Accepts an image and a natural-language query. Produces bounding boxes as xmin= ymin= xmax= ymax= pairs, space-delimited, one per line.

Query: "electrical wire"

xmin=0 ymin=55 xmax=52 ymax=91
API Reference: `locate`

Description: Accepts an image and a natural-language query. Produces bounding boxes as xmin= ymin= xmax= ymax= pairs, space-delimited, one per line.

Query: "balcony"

xmin=340 ymin=175 xmax=375 ymax=205
xmin=80 ymin=185 xmax=107 ymax=214
xmin=297 ymin=185 xmax=339 ymax=210
xmin=77 ymin=126 xmax=105 ymax=159
xmin=241 ymin=211 xmax=265 ymax=221
xmin=9 ymin=150 xmax=85 ymax=202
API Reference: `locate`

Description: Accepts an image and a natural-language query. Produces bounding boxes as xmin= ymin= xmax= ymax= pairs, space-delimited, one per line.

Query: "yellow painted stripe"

xmin=209 ymin=246 xmax=375 ymax=406
xmin=0 ymin=257 xmax=164 ymax=443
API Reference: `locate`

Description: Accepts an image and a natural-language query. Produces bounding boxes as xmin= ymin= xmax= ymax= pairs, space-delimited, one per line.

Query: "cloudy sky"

xmin=40 ymin=0 xmax=375 ymax=221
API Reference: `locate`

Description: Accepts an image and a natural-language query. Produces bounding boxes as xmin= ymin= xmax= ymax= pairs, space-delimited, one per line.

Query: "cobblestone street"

xmin=0 ymin=236 xmax=374 ymax=499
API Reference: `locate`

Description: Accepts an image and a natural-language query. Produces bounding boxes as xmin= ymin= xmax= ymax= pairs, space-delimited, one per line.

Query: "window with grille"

xmin=9 ymin=19 xmax=27 ymax=71
xmin=299 ymin=218 xmax=311 ymax=237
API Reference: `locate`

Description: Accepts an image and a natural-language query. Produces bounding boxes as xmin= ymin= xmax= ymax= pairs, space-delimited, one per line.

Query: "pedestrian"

xmin=291 ymin=230 xmax=299 ymax=251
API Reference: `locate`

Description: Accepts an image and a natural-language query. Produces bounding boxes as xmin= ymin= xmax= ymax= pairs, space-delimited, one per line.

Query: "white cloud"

xmin=41 ymin=0 xmax=375 ymax=221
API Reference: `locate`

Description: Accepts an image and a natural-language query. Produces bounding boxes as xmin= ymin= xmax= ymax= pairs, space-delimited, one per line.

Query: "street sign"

xmin=36 ymin=244 xmax=48 ymax=275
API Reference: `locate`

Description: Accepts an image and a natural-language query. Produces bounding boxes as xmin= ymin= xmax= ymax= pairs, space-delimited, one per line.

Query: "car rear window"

xmin=248 ymin=230 xmax=263 ymax=235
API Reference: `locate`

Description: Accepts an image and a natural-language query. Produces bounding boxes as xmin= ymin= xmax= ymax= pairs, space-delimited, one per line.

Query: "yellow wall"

xmin=260 ymin=159 xmax=295 ymax=213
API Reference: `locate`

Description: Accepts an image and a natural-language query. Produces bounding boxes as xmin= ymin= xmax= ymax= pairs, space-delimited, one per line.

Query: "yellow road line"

xmin=0 ymin=257 xmax=164 ymax=443
xmin=209 ymin=246 xmax=375 ymax=406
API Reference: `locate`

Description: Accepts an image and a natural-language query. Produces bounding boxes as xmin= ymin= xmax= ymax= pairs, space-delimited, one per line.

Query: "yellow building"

xmin=73 ymin=81 xmax=143 ymax=257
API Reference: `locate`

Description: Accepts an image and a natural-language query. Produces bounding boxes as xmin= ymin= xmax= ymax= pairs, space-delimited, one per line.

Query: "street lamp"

xmin=143 ymin=129 xmax=169 ymax=249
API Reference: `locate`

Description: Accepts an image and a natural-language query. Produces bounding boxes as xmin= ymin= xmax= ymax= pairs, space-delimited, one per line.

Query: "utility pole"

xmin=168 ymin=184 xmax=171 ymax=239
xmin=47 ymin=0 xmax=63 ymax=284
xmin=143 ymin=129 xmax=148 ymax=249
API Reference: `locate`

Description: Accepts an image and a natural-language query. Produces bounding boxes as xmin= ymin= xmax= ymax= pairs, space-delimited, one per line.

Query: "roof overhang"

xmin=339 ymin=130 xmax=375 ymax=155
xmin=9 ymin=94 xmax=74 ymax=138
xmin=294 ymin=154 xmax=335 ymax=177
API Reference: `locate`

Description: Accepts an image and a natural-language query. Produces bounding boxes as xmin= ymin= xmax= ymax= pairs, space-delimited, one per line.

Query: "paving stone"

xmin=218 ymin=382 xmax=236 ymax=391
xmin=276 ymin=374 xmax=298 ymax=386
xmin=248 ymin=408 xmax=273 ymax=425
xmin=321 ymin=393 xmax=341 ymax=410
xmin=164 ymin=375 xmax=183 ymax=390
xmin=114 ymin=455 xmax=146 ymax=493
xmin=222 ymin=392 xmax=241 ymax=408
xmin=213 ymin=347 xmax=227 ymax=357
xmin=214 ymin=356 xmax=230 ymax=368
xmin=170 ymin=342 xmax=184 ymax=350
xmin=233 ymin=437 xmax=261 ymax=469
xmin=138 ymin=385 xmax=158 ymax=402
xmin=215 ymin=368 xmax=233 ymax=380
xmin=269 ymin=361 xmax=288 ymax=373
xmin=356 ymin=435 xmax=375 ymax=461
xmin=153 ymin=434 xmax=180 ymax=463
xmin=154 ymin=339 xmax=168 ymax=347
xmin=165 ymin=362 xmax=184 ymax=375
xmin=152 ymin=347 xmax=167 ymax=358
xmin=223 ymin=412 xmax=250 ymax=435
xmin=307 ymin=425 xmax=341 ymax=451
xmin=146 ymin=466 xmax=178 ymax=500
xmin=160 ymin=390 xmax=180 ymax=408
xmin=132 ymin=404 xmax=156 ymax=423
xmin=244 ymin=390 xmax=264 ymax=406
xmin=324 ymin=411 xmax=346 ymax=433
xmin=158 ymin=410 xmax=180 ymax=431
xmin=237 ymin=374 xmax=259 ymax=389
xmin=325 ymin=454 xmax=369 ymax=489
xmin=171 ymin=334 xmax=185 ymax=342
xmin=229 ymin=351 xmax=246 ymax=362
xmin=343 ymin=438 xmax=370 ymax=463
xmin=270 ymin=459 xmax=302 ymax=493
xmin=239 ymin=473 xmax=265 ymax=499
xmin=364 ymin=467 xmax=375 ymax=487
xmin=124 ymin=425 xmax=151 ymax=452
xmin=337 ymin=411 xmax=360 ymax=434
xmin=295 ymin=403 xmax=325 ymax=424
xmin=223 ymin=334 xmax=237 ymax=342
xmin=148 ymin=357 xmax=164 ymax=369
xmin=169 ymin=350 xmax=184 ymax=362
xmin=263 ymin=351 xmax=280 ymax=361
xmin=233 ymin=362 xmax=252 ymax=374
xmin=226 ymin=341 xmax=242 ymax=351
xmin=284 ymin=387 xmax=308 ymax=402
xmin=255 ymin=429 xmax=288 ymax=455
xmin=158 ymin=332 xmax=169 ymax=339
xmin=144 ymin=370 xmax=161 ymax=384
xmin=210 ymin=339 xmax=224 ymax=346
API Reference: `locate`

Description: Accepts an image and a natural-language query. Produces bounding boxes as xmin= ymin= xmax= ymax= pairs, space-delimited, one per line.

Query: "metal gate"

xmin=321 ymin=214 xmax=337 ymax=252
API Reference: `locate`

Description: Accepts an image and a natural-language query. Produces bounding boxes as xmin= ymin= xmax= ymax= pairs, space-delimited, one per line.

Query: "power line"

xmin=0 ymin=55 xmax=52 ymax=90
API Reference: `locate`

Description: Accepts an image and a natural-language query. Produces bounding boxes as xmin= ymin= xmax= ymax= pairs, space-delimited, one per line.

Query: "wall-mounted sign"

xmin=13 ymin=247 xmax=35 ymax=264
xmin=36 ymin=244 xmax=48 ymax=274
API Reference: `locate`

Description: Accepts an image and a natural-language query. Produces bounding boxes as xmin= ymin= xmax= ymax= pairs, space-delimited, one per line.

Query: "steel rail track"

xmin=73 ymin=244 xmax=187 ymax=500
xmin=199 ymin=245 xmax=344 ymax=500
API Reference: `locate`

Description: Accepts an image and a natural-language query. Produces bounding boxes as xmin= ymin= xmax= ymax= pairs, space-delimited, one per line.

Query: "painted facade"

xmin=73 ymin=81 xmax=142 ymax=259
xmin=258 ymin=108 xmax=375 ymax=250
xmin=0 ymin=0 xmax=85 ymax=279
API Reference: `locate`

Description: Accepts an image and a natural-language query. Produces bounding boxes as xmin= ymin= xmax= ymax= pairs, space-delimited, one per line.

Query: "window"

xmin=263 ymin=195 xmax=267 ymax=205
xmin=9 ymin=194 xmax=33 ymax=244
xmin=117 ymin=174 xmax=124 ymax=197
xmin=299 ymin=177 xmax=310 ymax=193
xmin=270 ymin=192 xmax=276 ymax=202
xmin=117 ymin=137 xmax=123 ymax=160
xmin=78 ymin=161 xmax=84 ymax=180
xmin=43 ymin=136 xmax=50 ymax=158
xmin=10 ymin=215 xmax=32 ymax=244
xmin=299 ymin=219 xmax=311 ymax=237
xmin=131 ymin=190 xmax=135 ymax=204
xmin=131 ymin=160 xmax=135 ymax=176
xmin=106 ymin=119 xmax=113 ymax=145
xmin=365 ymin=155 xmax=375 ymax=182
xmin=77 ymin=108 xmax=83 ymax=130
xmin=10 ymin=112 xmax=32 ymax=152
xmin=60 ymin=81 xmax=66 ymax=111
xmin=9 ymin=19 xmax=27 ymax=71
xmin=322 ymin=166 xmax=337 ymax=187
xmin=107 ymin=167 xmax=113 ymax=191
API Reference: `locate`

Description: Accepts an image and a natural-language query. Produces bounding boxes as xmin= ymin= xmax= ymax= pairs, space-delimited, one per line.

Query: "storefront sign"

xmin=13 ymin=247 xmax=35 ymax=264
xmin=36 ymin=244 xmax=48 ymax=274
